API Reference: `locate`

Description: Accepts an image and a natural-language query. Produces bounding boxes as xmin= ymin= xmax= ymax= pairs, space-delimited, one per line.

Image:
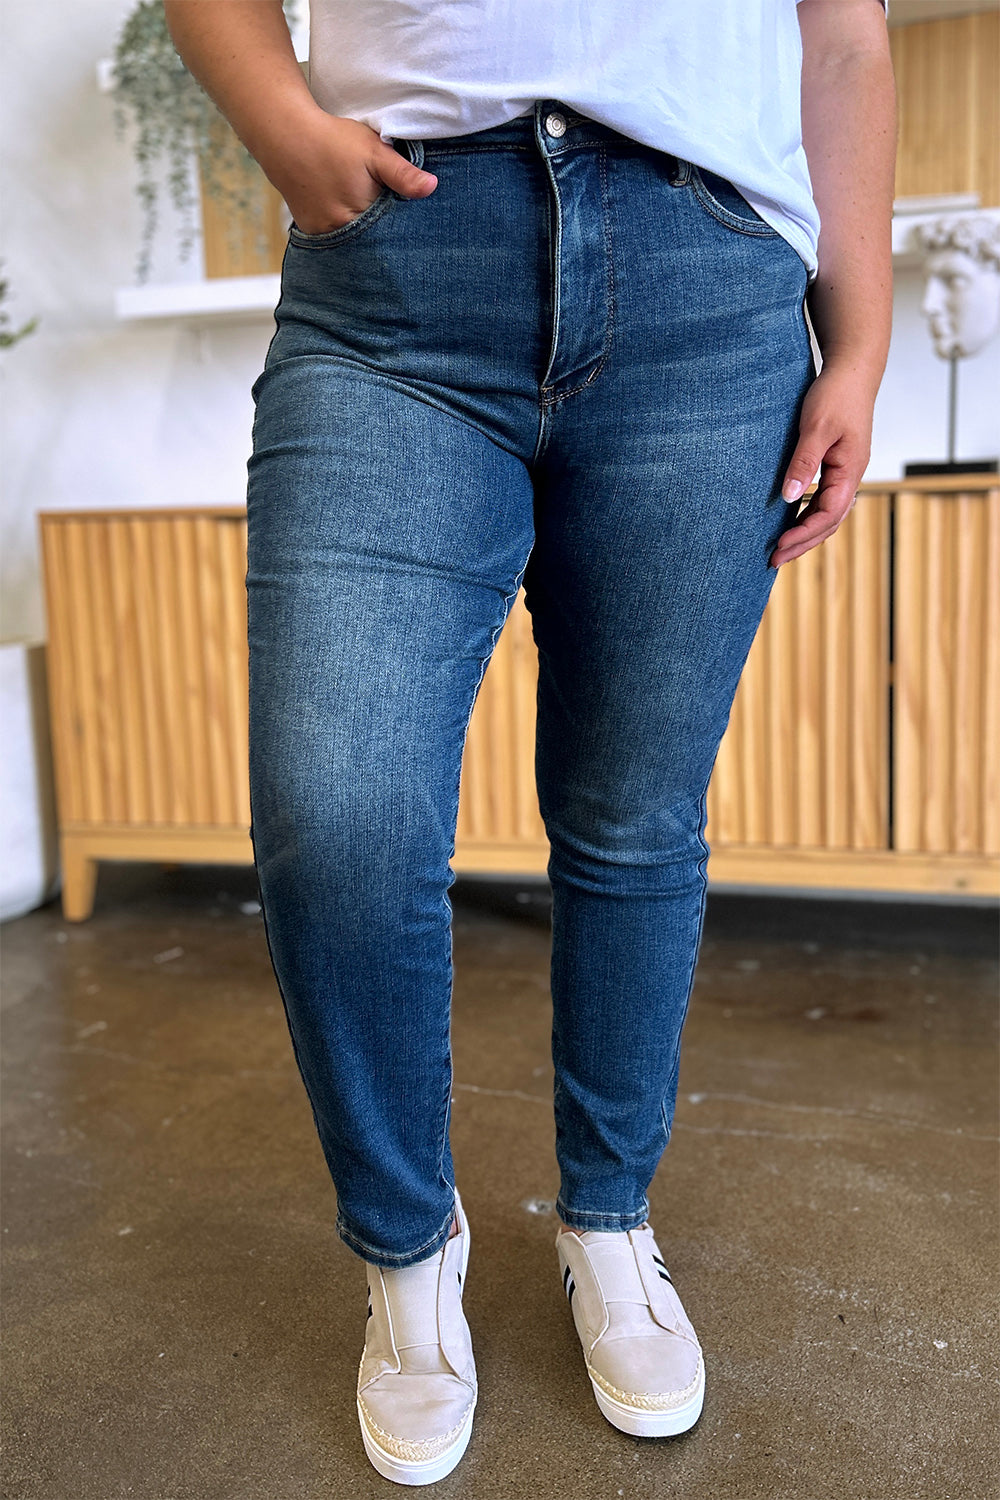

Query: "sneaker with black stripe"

xmin=556 ymin=1222 xmax=705 ymax=1437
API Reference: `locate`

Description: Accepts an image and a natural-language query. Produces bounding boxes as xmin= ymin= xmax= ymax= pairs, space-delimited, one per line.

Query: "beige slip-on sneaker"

xmin=556 ymin=1222 xmax=705 ymax=1437
xmin=357 ymin=1190 xmax=477 ymax=1485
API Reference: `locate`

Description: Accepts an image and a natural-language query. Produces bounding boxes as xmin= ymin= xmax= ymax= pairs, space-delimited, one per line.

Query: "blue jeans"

xmin=246 ymin=101 xmax=814 ymax=1268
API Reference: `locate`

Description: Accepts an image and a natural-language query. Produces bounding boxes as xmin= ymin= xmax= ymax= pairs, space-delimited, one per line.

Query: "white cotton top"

xmin=306 ymin=1 xmax=886 ymax=282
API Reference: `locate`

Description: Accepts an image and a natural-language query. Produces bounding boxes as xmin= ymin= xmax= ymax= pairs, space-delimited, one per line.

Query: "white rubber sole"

xmin=358 ymin=1399 xmax=476 ymax=1486
xmin=589 ymin=1359 xmax=705 ymax=1438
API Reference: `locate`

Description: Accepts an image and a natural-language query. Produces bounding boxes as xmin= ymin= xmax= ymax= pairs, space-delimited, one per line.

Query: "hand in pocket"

xmin=261 ymin=114 xmax=438 ymax=237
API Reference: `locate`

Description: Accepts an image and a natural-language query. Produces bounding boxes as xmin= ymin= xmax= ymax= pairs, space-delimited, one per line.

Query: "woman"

xmin=164 ymin=0 xmax=895 ymax=1484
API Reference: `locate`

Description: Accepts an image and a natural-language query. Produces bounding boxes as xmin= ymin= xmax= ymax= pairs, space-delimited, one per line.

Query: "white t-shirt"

xmin=307 ymin=1 xmax=887 ymax=281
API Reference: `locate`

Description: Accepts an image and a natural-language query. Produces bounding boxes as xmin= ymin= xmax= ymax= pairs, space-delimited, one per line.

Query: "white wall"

xmin=1 ymin=0 xmax=998 ymax=644
xmin=1 ymin=0 xmax=294 ymax=642
xmin=0 ymin=0 xmax=300 ymax=918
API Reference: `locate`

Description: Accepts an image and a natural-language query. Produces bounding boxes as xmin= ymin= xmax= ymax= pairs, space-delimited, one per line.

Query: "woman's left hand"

xmin=770 ymin=362 xmax=879 ymax=569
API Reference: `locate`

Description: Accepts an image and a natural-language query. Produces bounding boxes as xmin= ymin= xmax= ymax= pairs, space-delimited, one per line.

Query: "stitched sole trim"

xmin=358 ymin=1396 xmax=476 ymax=1484
xmin=588 ymin=1355 xmax=703 ymax=1411
xmin=587 ymin=1357 xmax=705 ymax=1438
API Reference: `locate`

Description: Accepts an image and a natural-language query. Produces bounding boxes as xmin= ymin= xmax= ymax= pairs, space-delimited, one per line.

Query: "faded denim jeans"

xmin=246 ymin=101 xmax=814 ymax=1268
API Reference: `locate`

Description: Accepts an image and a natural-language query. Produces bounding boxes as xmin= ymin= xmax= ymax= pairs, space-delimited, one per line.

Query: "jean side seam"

xmin=456 ymin=561 xmax=531 ymax=788
xmin=246 ymin=774 xmax=341 ymax=1236
xmin=434 ymin=895 xmax=456 ymax=1221
xmin=659 ymin=782 xmax=713 ymax=1148
xmin=444 ymin=559 xmax=531 ymax=851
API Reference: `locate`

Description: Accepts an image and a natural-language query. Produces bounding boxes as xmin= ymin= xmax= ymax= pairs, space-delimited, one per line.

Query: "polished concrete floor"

xmin=2 ymin=866 xmax=997 ymax=1500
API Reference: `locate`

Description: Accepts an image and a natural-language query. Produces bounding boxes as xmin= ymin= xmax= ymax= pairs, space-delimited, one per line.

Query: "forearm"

xmin=799 ymin=0 xmax=896 ymax=389
xmin=161 ymin=0 xmax=321 ymax=172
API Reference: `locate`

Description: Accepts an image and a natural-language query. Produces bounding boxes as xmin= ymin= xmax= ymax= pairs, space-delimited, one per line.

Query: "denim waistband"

xmin=399 ymin=101 xmax=676 ymax=168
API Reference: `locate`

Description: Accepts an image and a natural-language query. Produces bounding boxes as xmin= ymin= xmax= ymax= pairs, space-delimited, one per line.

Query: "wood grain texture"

xmin=38 ymin=483 xmax=999 ymax=919
xmin=706 ymin=493 xmax=891 ymax=853
xmin=891 ymin=11 xmax=1000 ymax=205
xmin=199 ymin=117 xmax=288 ymax=279
xmin=893 ymin=485 xmax=1000 ymax=856
xmin=39 ymin=510 xmax=250 ymax=855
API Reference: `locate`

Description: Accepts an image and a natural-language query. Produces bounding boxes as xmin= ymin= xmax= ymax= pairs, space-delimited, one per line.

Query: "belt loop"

xmin=401 ymin=137 xmax=425 ymax=171
xmin=669 ymin=156 xmax=691 ymax=187
xmin=533 ymin=99 xmax=546 ymax=141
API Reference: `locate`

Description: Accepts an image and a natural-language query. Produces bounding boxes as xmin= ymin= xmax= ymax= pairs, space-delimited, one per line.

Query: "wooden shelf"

xmin=114 ymin=275 xmax=281 ymax=323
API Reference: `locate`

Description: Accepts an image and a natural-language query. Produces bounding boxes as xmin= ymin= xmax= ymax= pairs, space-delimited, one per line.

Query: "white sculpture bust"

xmin=915 ymin=215 xmax=1000 ymax=360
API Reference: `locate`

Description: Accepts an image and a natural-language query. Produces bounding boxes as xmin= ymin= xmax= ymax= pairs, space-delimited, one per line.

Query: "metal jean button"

xmin=544 ymin=112 xmax=567 ymax=138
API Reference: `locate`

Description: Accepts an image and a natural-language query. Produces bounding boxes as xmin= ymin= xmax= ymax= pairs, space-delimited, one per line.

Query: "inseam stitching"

xmin=433 ymin=553 xmax=533 ymax=1216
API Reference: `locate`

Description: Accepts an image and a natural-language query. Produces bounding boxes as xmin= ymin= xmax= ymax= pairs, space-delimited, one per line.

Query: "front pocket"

xmin=689 ymin=166 xmax=779 ymax=237
xmin=287 ymin=183 xmax=396 ymax=249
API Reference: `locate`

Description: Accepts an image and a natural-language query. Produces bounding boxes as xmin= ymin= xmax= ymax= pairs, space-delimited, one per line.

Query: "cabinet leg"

xmin=60 ymin=839 xmax=98 ymax=921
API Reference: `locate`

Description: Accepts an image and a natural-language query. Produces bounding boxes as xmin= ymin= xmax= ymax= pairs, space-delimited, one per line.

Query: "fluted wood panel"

xmin=893 ymin=485 xmax=1000 ymax=855
xmin=40 ymin=510 xmax=250 ymax=832
xmin=455 ymin=592 xmax=547 ymax=849
xmin=40 ymin=485 xmax=998 ymax=918
xmin=890 ymin=12 xmax=1000 ymax=206
xmin=707 ymin=492 xmax=892 ymax=851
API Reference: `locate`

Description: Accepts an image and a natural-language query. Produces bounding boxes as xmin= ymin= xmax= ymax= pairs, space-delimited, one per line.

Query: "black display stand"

xmin=903 ymin=460 xmax=998 ymax=476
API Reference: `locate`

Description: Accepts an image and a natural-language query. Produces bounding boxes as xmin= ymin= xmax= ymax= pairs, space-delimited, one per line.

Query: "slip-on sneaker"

xmin=357 ymin=1190 xmax=477 ymax=1485
xmin=556 ymin=1222 xmax=705 ymax=1438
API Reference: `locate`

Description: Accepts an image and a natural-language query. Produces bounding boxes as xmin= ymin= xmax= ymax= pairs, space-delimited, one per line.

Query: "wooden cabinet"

xmin=39 ymin=476 xmax=999 ymax=920
xmin=889 ymin=9 xmax=999 ymax=208
xmin=39 ymin=508 xmax=253 ymax=920
xmin=457 ymin=477 xmax=999 ymax=898
xmin=705 ymin=478 xmax=998 ymax=894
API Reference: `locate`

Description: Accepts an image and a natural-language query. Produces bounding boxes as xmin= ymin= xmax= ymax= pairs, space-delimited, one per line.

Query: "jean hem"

xmin=556 ymin=1197 xmax=650 ymax=1233
xmin=336 ymin=1198 xmax=457 ymax=1269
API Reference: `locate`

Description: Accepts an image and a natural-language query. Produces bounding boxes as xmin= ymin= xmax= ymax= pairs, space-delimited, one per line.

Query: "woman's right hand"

xmin=260 ymin=112 xmax=439 ymax=236
xmin=162 ymin=4 xmax=437 ymax=237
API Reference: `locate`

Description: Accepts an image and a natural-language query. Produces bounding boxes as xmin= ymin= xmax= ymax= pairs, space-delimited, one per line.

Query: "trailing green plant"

xmin=0 ymin=268 xmax=39 ymax=349
xmin=111 ymin=0 xmax=297 ymax=281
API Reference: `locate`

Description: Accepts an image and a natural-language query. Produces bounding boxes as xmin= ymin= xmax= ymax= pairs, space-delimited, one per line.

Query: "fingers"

xmin=771 ymin=369 xmax=874 ymax=567
xmin=373 ymin=145 xmax=438 ymax=199
xmin=780 ymin=439 xmax=823 ymax=504
xmin=770 ymin=479 xmax=858 ymax=567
